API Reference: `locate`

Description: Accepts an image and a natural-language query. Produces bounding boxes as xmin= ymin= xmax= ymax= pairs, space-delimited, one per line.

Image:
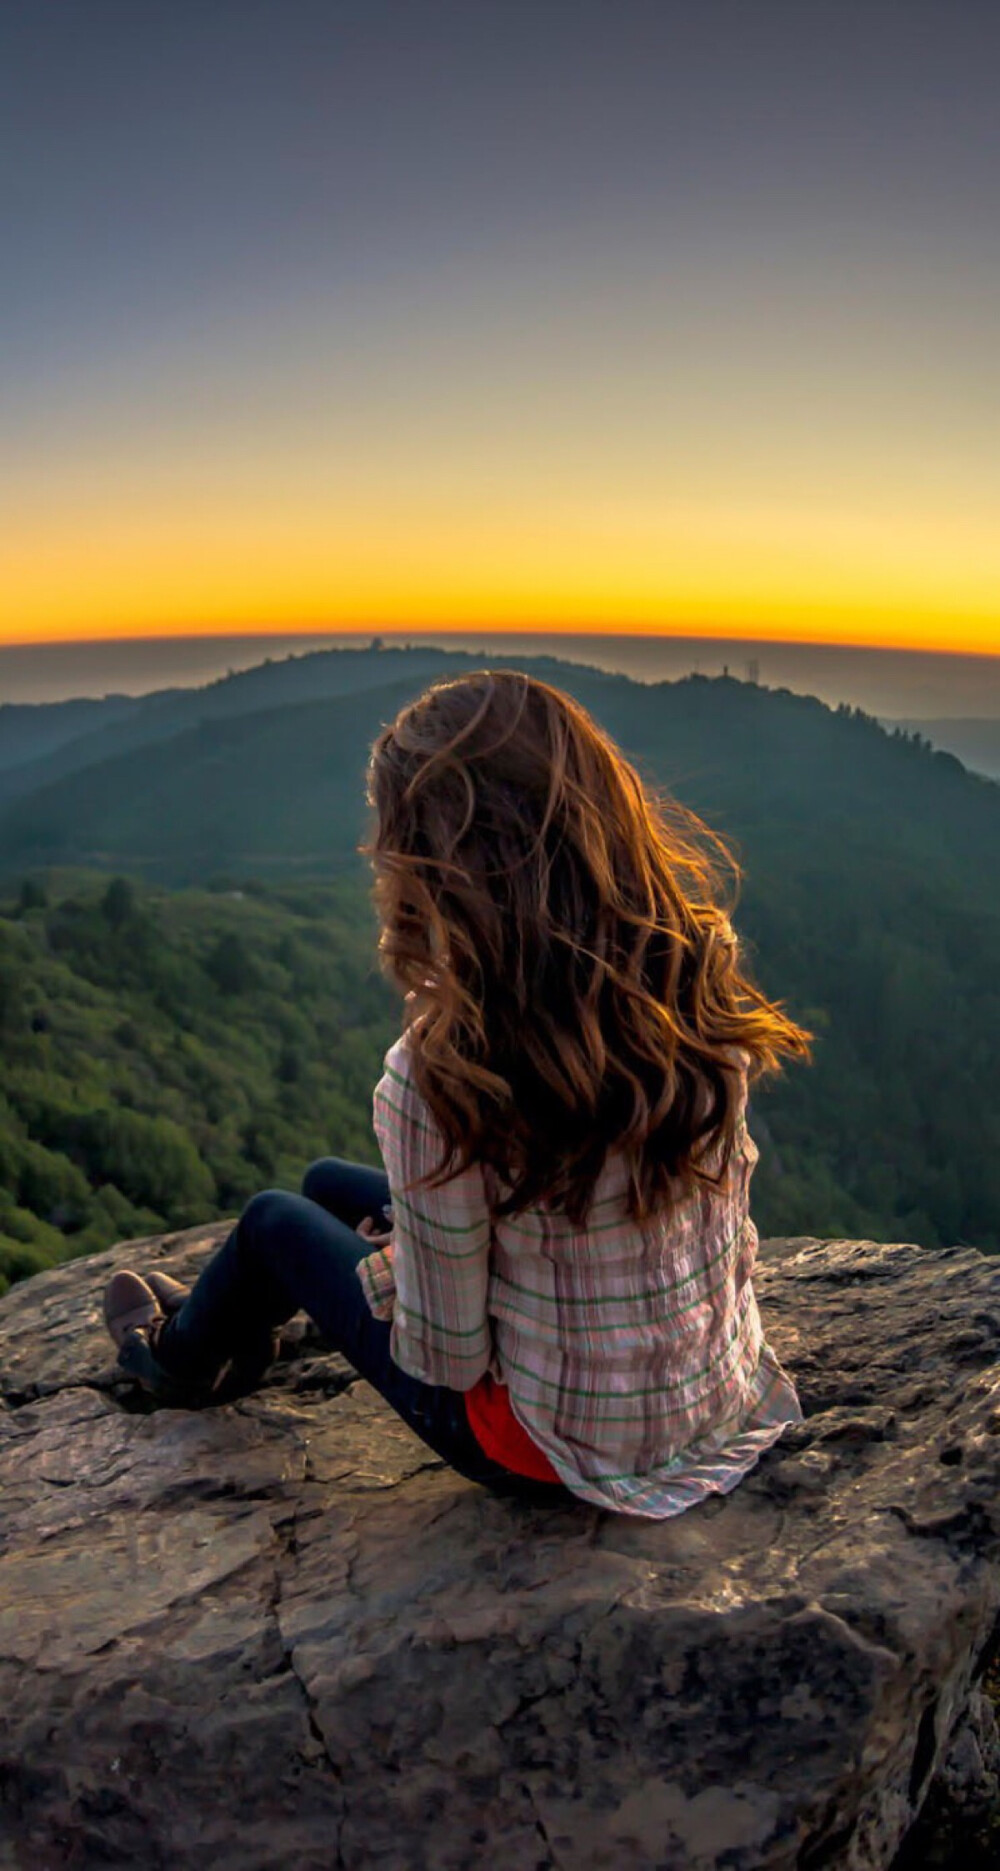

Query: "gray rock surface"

xmin=2 ymin=1227 xmax=1000 ymax=1870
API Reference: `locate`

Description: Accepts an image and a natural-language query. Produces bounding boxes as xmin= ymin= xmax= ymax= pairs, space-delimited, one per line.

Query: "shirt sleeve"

xmin=369 ymin=1034 xmax=493 ymax=1390
xmin=356 ymin=1241 xmax=397 ymax=1321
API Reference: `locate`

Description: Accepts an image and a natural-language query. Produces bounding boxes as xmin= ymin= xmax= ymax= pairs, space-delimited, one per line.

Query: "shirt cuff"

xmin=356 ymin=1245 xmax=396 ymax=1321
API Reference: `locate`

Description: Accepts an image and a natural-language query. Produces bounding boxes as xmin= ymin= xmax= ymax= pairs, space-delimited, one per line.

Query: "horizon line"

xmin=2 ymin=625 xmax=998 ymax=664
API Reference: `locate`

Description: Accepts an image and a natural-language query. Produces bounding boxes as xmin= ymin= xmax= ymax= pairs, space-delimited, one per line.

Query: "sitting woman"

xmin=104 ymin=669 xmax=812 ymax=1517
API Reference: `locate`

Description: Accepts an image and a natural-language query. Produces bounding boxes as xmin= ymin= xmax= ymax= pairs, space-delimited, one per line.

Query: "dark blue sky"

xmin=7 ymin=0 xmax=998 ymax=367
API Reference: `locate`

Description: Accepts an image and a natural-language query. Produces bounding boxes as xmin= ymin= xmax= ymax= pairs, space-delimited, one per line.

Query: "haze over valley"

xmin=1 ymin=630 xmax=996 ymax=716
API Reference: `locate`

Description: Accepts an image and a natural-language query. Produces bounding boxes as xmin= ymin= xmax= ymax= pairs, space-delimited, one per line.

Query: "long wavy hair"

xmin=362 ymin=669 xmax=813 ymax=1226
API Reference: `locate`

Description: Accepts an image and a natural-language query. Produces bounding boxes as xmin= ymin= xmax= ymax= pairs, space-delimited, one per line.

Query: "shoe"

xmin=104 ymin=1268 xmax=221 ymax=1408
xmin=104 ymin=1270 xmax=162 ymax=1351
xmin=103 ymin=1268 xmax=279 ymax=1409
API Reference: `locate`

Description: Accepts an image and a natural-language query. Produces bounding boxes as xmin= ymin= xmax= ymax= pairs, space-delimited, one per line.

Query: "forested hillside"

xmin=1 ymin=650 xmax=998 ymax=1289
xmin=0 ymin=875 xmax=391 ymax=1294
xmin=886 ymin=717 xmax=1000 ymax=783
xmin=0 ymin=644 xmax=457 ymax=803
xmin=0 ymin=693 xmax=146 ymax=777
xmin=1 ymin=652 xmax=997 ymax=907
xmin=2 ymin=838 xmax=998 ymax=1299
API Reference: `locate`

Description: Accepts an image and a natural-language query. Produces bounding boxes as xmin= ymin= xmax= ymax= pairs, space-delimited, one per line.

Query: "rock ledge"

xmin=3 ymin=1229 xmax=1000 ymax=1870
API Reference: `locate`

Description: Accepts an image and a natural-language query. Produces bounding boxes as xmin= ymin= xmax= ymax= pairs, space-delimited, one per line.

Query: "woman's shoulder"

xmin=384 ymin=989 xmax=438 ymax=1075
xmin=722 ymin=1044 xmax=752 ymax=1106
xmin=378 ymin=1025 xmax=436 ymax=1116
xmin=372 ymin=1031 xmax=425 ymax=1150
xmin=380 ymin=1028 xmax=415 ymax=1087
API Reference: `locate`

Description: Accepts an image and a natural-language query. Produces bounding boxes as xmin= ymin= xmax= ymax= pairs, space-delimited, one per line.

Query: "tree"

xmin=205 ymin=932 xmax=259 ymax=995
xmin=18 ymin=878 xmax=48 ymax=912
xmin=101 ymin=877 xmax=136 ymax=928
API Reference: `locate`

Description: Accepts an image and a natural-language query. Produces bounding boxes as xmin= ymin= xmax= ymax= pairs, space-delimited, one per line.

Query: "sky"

xmin=2 ymin=0 xmax=999 ymax=658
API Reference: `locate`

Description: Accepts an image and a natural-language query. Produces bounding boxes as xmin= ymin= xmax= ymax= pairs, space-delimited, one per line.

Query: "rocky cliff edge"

xmin=3 ymin=1230 xmax=1000 ymax=1871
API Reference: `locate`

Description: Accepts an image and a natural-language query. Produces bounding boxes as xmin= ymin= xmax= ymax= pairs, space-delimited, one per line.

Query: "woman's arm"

xmin=355 ymin=1217 xmax=397 ymax=1321
xmin=368 ymin=1037 xmax=492 ymax=1390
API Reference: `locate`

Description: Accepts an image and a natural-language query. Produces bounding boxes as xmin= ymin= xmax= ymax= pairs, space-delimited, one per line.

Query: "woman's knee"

xmin=301 ymin=1157 xmax=389 ymax=1226
xmin=301 ymin=1157 xmax=349 ymax=1204
xmin=239 ymin=1188 xmax=310 ymax=1263
xmin=243 ymin=1186 xmax=298 ymax=1221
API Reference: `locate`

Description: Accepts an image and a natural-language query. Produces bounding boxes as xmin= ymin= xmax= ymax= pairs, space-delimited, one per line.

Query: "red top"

xmin=464 ymin=1372 xmax=561 ymax=1482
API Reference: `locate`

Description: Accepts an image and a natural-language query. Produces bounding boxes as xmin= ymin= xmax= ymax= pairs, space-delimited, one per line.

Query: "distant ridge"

xmin=0 ymin=693 xmax=146 ymax=776
xmin=4 ymin=630 xmax=999 ymax=716
xmin=0 ymin=647 xmax=996 ymax=901
xmin=882 ymin=716 xmax=1000 ymax=783
xmin=0 ymin=646 xmax=454 ymax=802
xmin=0 ymin=644 xmax=636 ymax=804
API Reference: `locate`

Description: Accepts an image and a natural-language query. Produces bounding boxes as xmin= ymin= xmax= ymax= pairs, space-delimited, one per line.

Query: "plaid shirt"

xmin=357 ymin=1033 xmax=802 ymax=1518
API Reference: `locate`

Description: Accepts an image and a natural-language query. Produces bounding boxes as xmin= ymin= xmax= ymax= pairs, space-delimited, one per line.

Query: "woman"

xmin=104 ymin=670 xmax=812 ymax=1517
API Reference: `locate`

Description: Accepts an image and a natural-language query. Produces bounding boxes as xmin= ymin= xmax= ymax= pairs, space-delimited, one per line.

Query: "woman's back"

xmin=375 ymin=1032 xmax=802 ymax=1520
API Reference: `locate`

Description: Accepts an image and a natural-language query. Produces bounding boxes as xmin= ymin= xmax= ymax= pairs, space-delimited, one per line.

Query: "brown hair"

xmin=362 ymin=669 xmax=813 ymax=1225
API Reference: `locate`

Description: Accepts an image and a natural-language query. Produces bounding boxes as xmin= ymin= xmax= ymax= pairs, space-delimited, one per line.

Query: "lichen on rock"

xmin=3 ymin=1227 xmax=1000 ymax=1869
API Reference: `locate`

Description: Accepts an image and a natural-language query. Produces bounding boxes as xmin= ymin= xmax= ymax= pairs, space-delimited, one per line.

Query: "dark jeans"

xmin=155 ymin=1156 xmax=567 ymax=1500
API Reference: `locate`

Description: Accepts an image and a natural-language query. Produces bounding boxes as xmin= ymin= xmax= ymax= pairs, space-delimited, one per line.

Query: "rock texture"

xmin=3 ymin=1227 xmax=1000 ymax=1871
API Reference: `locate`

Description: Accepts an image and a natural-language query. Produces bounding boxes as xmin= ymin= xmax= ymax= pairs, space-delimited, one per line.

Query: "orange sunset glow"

xmin=2 ymin=7 xmax=997 ymax=665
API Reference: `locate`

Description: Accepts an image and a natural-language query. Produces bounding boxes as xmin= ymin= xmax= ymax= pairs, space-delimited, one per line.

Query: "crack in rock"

xmin=268 ymin=1497 xmax=345 ymax=1797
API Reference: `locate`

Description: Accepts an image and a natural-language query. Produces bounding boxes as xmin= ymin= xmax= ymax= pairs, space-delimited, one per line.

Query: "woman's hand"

xmin=356 ymin=1215 xmax=393 ymax=1248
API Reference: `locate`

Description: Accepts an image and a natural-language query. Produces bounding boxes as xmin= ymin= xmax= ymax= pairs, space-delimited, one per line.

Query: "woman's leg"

xmin=300 ymin=1156 xmax=392 ymax=1231
xmin=153 ymin=1188 xmax=563 ymax=1498
xmin=150 ymin=1152 xmax=390 ymax=1387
